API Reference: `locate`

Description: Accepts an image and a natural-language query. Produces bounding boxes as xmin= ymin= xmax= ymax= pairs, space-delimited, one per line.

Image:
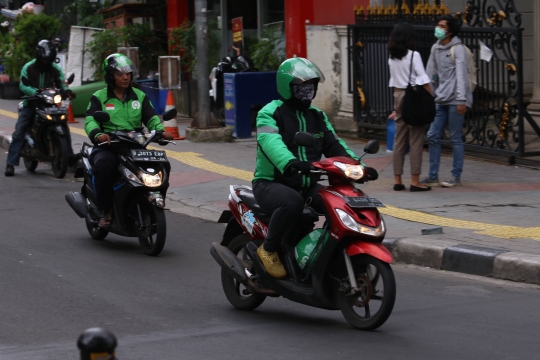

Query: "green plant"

xmin=169 ymin=19 xmax=221 ymax=79
xmin=59 ymin=0 xmax=104 ymax=32
xmin=0 ymin=33 xmax=31 ymax=81
xmin=250 ymin=24 xmax=285 ymax=71
xmin=85 ymin=27 xmax=126 ymax=80
xmin=14 ymin=12 xmax=61 ymax=61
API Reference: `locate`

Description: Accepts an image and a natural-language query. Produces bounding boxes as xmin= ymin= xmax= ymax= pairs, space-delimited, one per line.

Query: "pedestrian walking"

xmin=388 ymin=23 xmax=432 ymax=192
xmin=422 ymin=15 xmax=473 ymax=188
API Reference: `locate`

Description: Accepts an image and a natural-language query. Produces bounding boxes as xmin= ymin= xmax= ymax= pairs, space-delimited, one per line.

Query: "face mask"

xmin=292 ymin=83 xmax=316 ymax=102
xmin=434 ymin=27 xmax=447 ymax=40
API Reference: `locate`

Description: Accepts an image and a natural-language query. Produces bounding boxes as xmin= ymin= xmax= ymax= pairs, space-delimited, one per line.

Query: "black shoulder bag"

xmin=401 ymin=51 xmax=436 ymax=126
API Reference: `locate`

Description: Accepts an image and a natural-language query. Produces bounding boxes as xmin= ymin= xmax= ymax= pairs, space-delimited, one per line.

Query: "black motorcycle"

xmin=65 ymin=109 xmax=177 ymax=256
xmin=20 ymin=73 xmax=75 ymax=178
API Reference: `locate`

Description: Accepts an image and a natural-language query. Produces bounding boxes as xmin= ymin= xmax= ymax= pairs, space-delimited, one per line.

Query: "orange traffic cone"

xmin=162 ymin=90 xmax=185 ymax=140
xmin=67 ymin=102 xmax=78 ymax=123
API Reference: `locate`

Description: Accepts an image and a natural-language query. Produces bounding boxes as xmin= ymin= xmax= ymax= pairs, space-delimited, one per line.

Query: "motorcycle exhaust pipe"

xmin=210 ymin=242 xmax=248 ymax=283
xmin=65 ymin=192 xmax=87 ymax=218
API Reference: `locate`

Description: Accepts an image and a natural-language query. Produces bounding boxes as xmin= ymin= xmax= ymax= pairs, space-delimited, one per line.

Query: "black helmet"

xmin=36 ymin=40 xmax=57 ymax=66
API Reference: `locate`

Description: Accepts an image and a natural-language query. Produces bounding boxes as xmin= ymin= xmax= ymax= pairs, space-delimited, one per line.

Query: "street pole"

xmin=195 ymin=0 xmax=210 ymax=128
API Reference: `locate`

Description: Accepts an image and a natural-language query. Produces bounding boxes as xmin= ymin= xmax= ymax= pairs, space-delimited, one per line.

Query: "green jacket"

xmin=254 ymin=100 xmax=359 ymax=192
xmin=19 ymin=59 xmax=68 ymax=106
xmin=85 ymin=86 xmax=165 ymax=141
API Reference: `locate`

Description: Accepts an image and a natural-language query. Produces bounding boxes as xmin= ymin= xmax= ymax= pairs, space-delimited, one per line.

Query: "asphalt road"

xmin=1 ymin=156 xmax=539 ymax=360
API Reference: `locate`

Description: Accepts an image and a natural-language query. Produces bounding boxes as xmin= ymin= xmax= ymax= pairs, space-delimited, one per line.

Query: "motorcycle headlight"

xmin=335 ymin=208 xmax=385 ymax=236
xmin=141 ymin=171 xmax=163 ymax=187
xmin=123 ymin=167 xmax=143 ymax=185
xmin=53 ymin=95 xmax=62 ymax=105
xmin=334 ymin=161 xmax=364 ymax=180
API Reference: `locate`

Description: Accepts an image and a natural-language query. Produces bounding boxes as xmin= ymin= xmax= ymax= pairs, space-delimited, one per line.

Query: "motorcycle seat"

xmin=237 ymin=188 xmax=271 ymax=224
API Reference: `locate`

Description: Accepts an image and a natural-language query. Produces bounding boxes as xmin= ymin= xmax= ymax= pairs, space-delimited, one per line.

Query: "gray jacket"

xmin=426 ymin=36 xmax=473 ymax=108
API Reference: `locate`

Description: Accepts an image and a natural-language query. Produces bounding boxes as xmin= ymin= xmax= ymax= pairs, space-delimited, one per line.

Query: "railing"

xmin=348 ymin=0 xmax=540 ymax=158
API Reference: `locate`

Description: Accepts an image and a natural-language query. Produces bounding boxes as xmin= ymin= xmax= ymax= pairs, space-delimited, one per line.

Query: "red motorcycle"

xmin=211 ymin=133 xmax=395 ymax=330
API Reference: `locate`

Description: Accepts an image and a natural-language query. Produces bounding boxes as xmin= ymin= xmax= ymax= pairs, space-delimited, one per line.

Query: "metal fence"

xmin=347 ymin=0 xmax=540 ymax=158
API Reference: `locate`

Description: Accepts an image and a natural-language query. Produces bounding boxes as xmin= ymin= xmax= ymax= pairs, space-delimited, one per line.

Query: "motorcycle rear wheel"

xmin=221 ymin=234 xmax=266 ymax=310
xmin=50 ymin=134 xmax=69 ymax=178
xmin=137 ymin=203 xmax=167 ymax=256
xmin=337 ymin=254 xmax=396 ymax=331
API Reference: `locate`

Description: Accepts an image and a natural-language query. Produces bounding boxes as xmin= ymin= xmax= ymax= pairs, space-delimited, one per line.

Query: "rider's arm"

xmin=256 ymin=102 xmax=297 ymax=173
xmin=19 ymin=62 xmax=39 ymax=96
xmin=84 ymin=95 xmax=105 ymax=141
xmin=320 ymin=111 xmax=360 ymax=161
xmin=141 ymin=95 xmax=165 ymax=131
xmin=52 ymin=64 xmax=69 ymax=92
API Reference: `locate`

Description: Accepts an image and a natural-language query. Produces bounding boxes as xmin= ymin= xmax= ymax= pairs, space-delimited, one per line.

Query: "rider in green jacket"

xmin=253 ymin=57 xmax=378 ymax=278
xmin=84 ymin=53 xmax=172 ymax=228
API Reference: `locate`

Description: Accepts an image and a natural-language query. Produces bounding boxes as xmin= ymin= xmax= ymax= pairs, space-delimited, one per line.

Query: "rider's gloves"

xmin=365 ymin=167 xmax=379 ymax=181
xmin=286 ymin=160 xmax=312 ymax=176
xmin=65 ymin=89 xmax=76 ymax=99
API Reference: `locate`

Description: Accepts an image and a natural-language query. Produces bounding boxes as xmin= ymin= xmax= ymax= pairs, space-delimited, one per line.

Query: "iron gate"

xmin=347 ymin=0 xmax=540 ymax=158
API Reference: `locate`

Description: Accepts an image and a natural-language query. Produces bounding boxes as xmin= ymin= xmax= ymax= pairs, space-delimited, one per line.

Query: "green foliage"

xmin=249 ymin=24 xmax=285 ymax=71
xmin=86 ymin=24 xmax=167 ymax=80
xmin=59 ymin=0 xmax=104 ymax=32
xmin=85 ymin=27 xmax=126 ymax=80
xmin=168 ymin=19 xmax=221 ymax=78
xmin=0 ymin=33 xmax=32 ymax=81
xmin=14 ymin=12 xmax=61 ymax=61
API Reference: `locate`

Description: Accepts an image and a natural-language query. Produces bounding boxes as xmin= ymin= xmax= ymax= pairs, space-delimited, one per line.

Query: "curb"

xmin=383 ymin=238 xmax=540 ymax=286
xmin=2 ymin=132 xmax=539 ymax=286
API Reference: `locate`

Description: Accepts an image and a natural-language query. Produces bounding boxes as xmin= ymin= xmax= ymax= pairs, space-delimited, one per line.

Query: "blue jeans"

xmin=6 ymin=106 xmax=35 ymax=166
xmin=7 ymin=106 xmax=74 ymax=166
xmin=427 ymin=105 xmax=464 ymax=180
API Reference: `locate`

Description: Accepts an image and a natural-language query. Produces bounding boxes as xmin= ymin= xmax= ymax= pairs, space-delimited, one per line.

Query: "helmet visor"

xmin=287 ymin=59 xmax=325 ymax=84
xmin=113 ymin=64 xmax=134 ymax=75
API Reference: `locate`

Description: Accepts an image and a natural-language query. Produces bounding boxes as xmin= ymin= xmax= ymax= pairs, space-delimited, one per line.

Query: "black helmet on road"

xmin=36 ymin=40 xmax=57 ymax=66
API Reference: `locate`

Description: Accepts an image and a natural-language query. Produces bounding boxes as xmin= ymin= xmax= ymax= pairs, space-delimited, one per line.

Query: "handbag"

xmin=401 ymin=52 xmax=436 ymax=126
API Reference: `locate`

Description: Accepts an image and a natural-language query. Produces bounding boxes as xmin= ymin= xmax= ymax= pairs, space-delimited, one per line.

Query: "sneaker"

xmin=4 ymin=165 xmax=14 ymax=177
xmin=441 ymin=177 xmax=461 ymax=188
xmin=257 ymin=245 xmax=287 ymax=279
xmin=420 ymin=177 xmax=440 ymax=187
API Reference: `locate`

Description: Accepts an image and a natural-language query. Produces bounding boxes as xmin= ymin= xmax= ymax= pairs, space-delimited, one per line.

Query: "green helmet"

xmin=276 ymin=57 xmax=325 ymax=100
xmin=102 ymin=53 xmax=135 ymax=87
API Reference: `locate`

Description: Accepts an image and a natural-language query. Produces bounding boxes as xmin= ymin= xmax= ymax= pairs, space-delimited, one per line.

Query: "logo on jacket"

xmin=313 ymin=131 xmax=324 ymax=139
xmin=105 ymin=104 xmax=114 ymax=111
xmin=132 ymin=100 xmax=141 ymax=110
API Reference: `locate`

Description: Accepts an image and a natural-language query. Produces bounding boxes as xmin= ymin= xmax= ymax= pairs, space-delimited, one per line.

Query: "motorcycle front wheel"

xmin=221 ymin=234 xmax=266 ymax=310
xmin=22 ymin=143 xmax=38 ymax=171
xmin=50 ymin=134 xmax=69 ymax=178
xmin=337 ymin=254 xmax=396 ymax=331
xmin=137 ymin=202 xmax=167 ymax=256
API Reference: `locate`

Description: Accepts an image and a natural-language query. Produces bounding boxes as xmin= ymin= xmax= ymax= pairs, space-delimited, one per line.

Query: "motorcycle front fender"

xmin=51 ymin=124 xmax=65 ymax=135
xmin=346 ymin=241 xmax=394 ymax=264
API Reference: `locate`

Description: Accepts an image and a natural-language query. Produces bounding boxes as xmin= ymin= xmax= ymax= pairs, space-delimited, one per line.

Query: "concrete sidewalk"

xmin=1 ymin=97 xmax=540 ymax=286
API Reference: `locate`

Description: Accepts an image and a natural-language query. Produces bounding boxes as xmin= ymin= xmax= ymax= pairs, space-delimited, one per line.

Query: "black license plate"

xmin=130 ymin=149 xmax=168 ymax=162
xmin=345 ymin=196 xmax=385 ymax=208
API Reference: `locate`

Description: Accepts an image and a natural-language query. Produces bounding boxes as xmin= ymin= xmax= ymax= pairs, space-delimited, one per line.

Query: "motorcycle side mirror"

xmin=93 ymin=111 xmax=110 ymax=124
xmin=294 ymin=131 xmax=315 ymax=148
xmin=162 ymin=108 xmax=177 ymax=122
xmin=66 ymin=73 xmax=75 ymax=85
xmin=363 ymin=139 xmax=380 ymax=154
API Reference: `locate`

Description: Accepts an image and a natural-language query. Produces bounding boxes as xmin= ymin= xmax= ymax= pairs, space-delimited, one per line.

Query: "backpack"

xmin=450 ymin=44 xmax=477 ymax=92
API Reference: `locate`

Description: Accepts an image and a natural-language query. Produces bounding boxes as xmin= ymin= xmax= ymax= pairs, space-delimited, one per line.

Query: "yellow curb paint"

xmin=0 ymin=109 xmax=18 ymax=118
xmin=42 ymin=125 xmax=540 ymax=241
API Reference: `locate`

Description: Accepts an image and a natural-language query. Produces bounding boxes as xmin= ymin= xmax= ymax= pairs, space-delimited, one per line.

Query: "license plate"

xmin=345 ymin=196 xmax=385 ymax=208
xmin=130 ymin=149 xmax=168 ymax=162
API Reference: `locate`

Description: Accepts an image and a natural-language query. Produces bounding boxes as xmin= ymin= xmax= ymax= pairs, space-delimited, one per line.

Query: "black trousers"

xmin=89 ymin=149 xmax=119 ymax=213
xmin=252 ymin=181 xmax=325 ymax=252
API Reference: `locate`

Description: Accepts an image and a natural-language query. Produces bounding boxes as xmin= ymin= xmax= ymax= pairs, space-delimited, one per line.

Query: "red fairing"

xmin=346 ymin=241 xmax=394 ymax=264
xmin=312 ymin=157 xmax=360 ymax=184
xmin=228 ymin=192 xmax=268 ymax=240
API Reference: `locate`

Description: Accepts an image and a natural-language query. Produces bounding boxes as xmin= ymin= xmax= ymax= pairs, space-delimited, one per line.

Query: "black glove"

xmin=365 ymin=167 xmax=379 ymax=181
xmin=285 ymin=160 xmax=312 ymax=176
xmin=65 ymin=89 xmax=76 ymax=99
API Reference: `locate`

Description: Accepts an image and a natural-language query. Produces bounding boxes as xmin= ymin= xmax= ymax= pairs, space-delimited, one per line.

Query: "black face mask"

xmin=287 ymin=83 xmax=316 ymax=110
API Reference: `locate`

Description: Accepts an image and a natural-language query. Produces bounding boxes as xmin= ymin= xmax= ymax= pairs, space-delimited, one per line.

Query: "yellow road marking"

xmin=3 ymin=112 xmax=538 ymax=240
